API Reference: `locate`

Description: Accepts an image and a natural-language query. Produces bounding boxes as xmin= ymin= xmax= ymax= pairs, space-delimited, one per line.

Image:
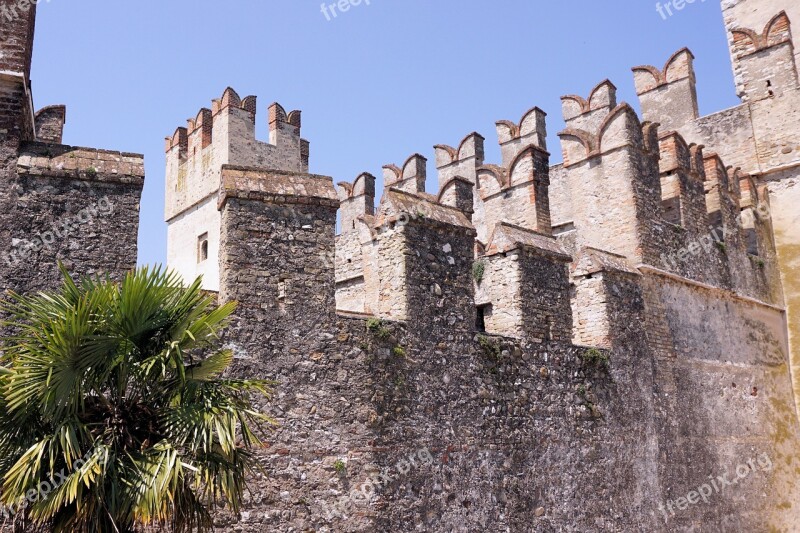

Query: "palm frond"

xmin=0 ymin=266 xmax=273 ymax=532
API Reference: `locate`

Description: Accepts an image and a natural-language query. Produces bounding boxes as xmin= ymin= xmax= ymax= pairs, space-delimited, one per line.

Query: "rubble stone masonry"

xmin=1 ymin=0 xmax=800 ymax=531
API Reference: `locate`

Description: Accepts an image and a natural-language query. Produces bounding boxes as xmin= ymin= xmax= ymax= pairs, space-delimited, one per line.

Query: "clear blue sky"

xmin=30 ymin=0 xmax=740 ymax=267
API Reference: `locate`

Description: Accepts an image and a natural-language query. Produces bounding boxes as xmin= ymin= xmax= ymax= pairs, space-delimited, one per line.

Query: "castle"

xmin=2 ymin=0 xmax=800 ymax=531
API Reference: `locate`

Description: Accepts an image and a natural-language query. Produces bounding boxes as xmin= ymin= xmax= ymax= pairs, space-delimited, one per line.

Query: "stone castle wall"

xmin=1 ymin=0 xmax=800 ymax=531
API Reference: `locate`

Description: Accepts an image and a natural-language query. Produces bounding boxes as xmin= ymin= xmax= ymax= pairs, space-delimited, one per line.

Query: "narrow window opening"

xmin=741 ymin=209 xmax=759 ymax=256
xmin=745 ymin=228 xmax=759 ymax=255
xmin=476 ymin=304 xmax=491 ymax=333
xmin=197 ymin=233 xmax=209 ymax=263
xmin=660 ymin=173 xmax=683 ymax=226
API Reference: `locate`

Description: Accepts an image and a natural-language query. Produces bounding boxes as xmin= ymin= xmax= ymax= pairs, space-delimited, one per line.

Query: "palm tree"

xmin=0 ymin=266 xmax=273 ymax=533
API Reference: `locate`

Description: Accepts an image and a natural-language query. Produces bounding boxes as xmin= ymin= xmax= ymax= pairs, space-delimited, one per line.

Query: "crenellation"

xmin=560 ymin=79 xmax=618 ymax=132
xmin=165 ymin=126 xmax=188 ymax=158
xmin=728 ymin=11 xmax=798 ymax=101
xmin=371 ymin=188 xmax=475 ymax=329
xmin=495 ymin=106 xmax=547 ymax=166
xmin=570 ymin=247 xmax=641 ymax=349
xmin=34 ymin=105 xmax=66 ymax=144
xmin=656 ymin=132 xmax=709 ymax=238
xmin=383 ymin=154 xmax=427 ymax=194
xmin=434 ymin=132 xmax=486 ymax=240
xmin=187 ymin=107 xmax=213 ymax=151
xmin=657 ymin=130 xmax=693 ymax=174
xmin=633 ymin=48 xmax=700 ymax=131
xmin=477 ymin=144 xmax=552 ymax=236
xmin=338 ymin=172 xmax=376 ymax=231
xmin=437 ymin=176 xmax=474 ymax=218
xmin=164 ymin=88 xmax=312 ymax=290
xmin=335 ymin=172 xmax=377 ymax=313
xmin=703 ymin=153 xmax=735 ymax=232
xmin=433 ymin=132 xmax=485 ymax=185
xmin=268 ymin=101 xmax=302 ymax=156
xmin=558 ymin=98 xmax=664 ymax=265
xmin=477 ymin=223 xmax=572 ymax=342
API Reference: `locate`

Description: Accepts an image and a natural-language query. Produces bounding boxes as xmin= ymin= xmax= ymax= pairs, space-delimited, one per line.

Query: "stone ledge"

xmin=374 ymin=188 xmax=475 ymax=232
xmin=16 ymin=141 xmax=145 ymax=185
xmin=638 ymin=264 xmax=785 ymax=312
xmin=218 ymin=165 xmax=339 ymax=209
xmin=573 ymin=247 xmax=641 ymax=277
xmin=484 ymin=222 xmax=571 ymax=262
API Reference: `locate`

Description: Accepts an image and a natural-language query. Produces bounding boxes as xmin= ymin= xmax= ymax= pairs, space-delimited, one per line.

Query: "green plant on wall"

xmin=581 ymin=347 xmax=610 ymax=368
xmin=478 ymin=334 xmax=502 ymax=360
xmin=333 ymin=459 xmax=346 ymax=474
xmin=366 ymin=317 xmax=391 ymax=340
xmin=472 ymin=260 xmax=486 ymax=283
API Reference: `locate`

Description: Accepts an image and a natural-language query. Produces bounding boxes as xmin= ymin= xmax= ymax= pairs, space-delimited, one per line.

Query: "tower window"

xmin=476 ymin=304 xmax=492 ymax=332
xmin=197 ymin=233 xmax=209 ymax=263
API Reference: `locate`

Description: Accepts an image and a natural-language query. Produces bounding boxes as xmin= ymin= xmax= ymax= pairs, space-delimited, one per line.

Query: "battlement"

xmin=382 ymin=154 xmax=427 ymax=194
xmin=557 ymin=91 xmax=664 ymax=264
xmin=632 ymin=48 xmax=699 ymax=131
xmin=560 ymin=80 xmax=618 ymax=132
xmin=164 ymin=87 xmax=309 ymax=220
xmin=337 ymin=172 xmax=376 ymax=230
xmin=657 ymin=132 xmax=709 ymax=237
xmin=33 ymin=105 xmax=66 ymax=144
xmin=475 ymin=223 xmax=572 ymax=341
xmin=703 ymin=152 xmax=734 ymax=227
xmin=434 ymin=132 xmax=486 ymax=241
xmin=728 ymin=11 xmax=797 ymax=100
xmin=559 ymin=101 xmax=646 ymax=167
xmin=495 ymin=107 xmax=547 ymax=165
xmin=164 ymin=88 xmax=313 ymax=290
xmin=434 ymin=132 xmax=485 ymax=187
xmin=730 ymin=11 xmax=792 ymax=57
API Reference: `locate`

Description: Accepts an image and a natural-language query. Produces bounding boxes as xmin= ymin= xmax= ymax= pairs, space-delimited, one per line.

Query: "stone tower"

xmin=164 ymin=91 xmax=310 ymax=291
xmin=631 ymin=0 xmax=800 ymax=402
xmin=721 ymin=0 xmax=800 ymax=401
